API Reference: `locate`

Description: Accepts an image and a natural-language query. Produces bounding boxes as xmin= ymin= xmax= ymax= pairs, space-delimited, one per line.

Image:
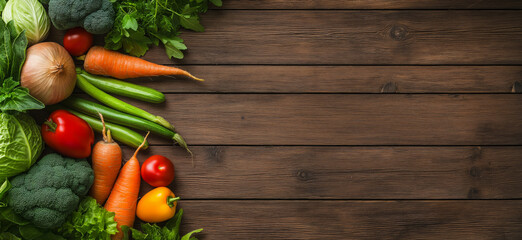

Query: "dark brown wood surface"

xmin=216 ymin=0 xmax=522 ymax=9
xmin=142 ymin=10 xmax=522 ymax=65
xmin=176 ymin=200 xmax=522 ymax=239
xmin=134 ymin=94 xmax=522 ymax=145
xmin=45 ymin=1 xmax=522 ymax=238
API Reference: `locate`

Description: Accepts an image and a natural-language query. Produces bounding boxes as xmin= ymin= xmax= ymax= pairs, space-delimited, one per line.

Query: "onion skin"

xmin=21 ymin=42 xmax=76 ymax=105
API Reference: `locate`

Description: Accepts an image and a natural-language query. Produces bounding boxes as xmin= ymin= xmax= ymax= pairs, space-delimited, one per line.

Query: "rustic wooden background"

xmin=47 ymin=0 xmax=522 ymax=239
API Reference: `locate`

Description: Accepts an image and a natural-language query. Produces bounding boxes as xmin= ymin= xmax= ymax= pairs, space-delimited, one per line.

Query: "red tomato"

xmin=141 ymin=155 xmax=175 ymax=187
xmin=63 ymin=27 xmax=93 ymax=56
xmin=42 ymin=110 xmax=95 ymax=158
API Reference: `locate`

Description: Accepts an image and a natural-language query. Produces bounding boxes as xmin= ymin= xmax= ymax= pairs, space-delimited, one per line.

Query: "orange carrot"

xmin=84 ymin=46 xmax=203 ymax=81
xmin=104 ymin=132 xmax=150 ymax=240
xmin=89 ymin=113 xmax=122 ymax=205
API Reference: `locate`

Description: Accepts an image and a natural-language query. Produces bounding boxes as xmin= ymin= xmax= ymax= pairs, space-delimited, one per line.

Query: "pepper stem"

xmin=167 ymin=196 xmax=180 ymax=208
xmin=44 ymin=120 xmax=57 ymax=132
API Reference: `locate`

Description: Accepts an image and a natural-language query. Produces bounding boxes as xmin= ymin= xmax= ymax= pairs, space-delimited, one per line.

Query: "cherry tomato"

xmin=63 ymin=27 xmax=93 ymax=56
xmin=42 ymin=109 xmax=94 ymax=158
xmin=141 ymin=155 xmax=175 ymax=187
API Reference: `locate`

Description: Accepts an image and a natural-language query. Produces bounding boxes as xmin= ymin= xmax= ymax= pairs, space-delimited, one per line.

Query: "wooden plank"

xmin=176 ymin=200 xmax=522 ymax=239
xmin=130 ymin=146 xmax=522 ymax=199
xmin=46 ymin=11 xmax=522 ymax=65
xmin=120 ymin=66 xmax=522 ymax=93
xmin=149 ymin=11 xmax=522 ymax=65
xmin=217 ymin=0 xmax=522 ymax=9
xmin=120 ymin=94 xmax=522 ymax=145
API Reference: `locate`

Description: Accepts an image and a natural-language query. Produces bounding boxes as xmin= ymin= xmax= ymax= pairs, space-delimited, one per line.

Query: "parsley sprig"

xmin=106 ymin=0 xmax=222 ymax=59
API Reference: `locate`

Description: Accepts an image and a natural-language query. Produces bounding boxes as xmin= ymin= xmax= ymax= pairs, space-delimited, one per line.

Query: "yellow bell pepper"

xmin=136 ymin=187 xmax=179 ymax=223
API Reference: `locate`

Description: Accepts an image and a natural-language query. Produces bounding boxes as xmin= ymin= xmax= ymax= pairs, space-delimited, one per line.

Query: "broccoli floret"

xmin=82 ymin=0 xmax=116 ymax=34
xmin=8 ymin=153 xmax=94 ymax=229
xmin=48 ymin=0 xmax=115 ymax=34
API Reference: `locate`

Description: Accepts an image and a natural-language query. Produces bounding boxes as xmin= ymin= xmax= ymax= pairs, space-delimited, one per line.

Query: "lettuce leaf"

xmin=57 ymin=197 xmax=118 ymax=240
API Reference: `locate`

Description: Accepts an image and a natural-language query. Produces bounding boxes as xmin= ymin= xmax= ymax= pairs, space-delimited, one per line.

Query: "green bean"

xmin=76 ymin=74 xmax=175 ymax=131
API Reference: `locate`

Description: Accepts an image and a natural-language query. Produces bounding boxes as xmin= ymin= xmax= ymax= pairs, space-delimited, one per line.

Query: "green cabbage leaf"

xmin=0 ymin=112 xmax=43 ymax=179
xmin=2 ymin=0 xmax=50 ymax=45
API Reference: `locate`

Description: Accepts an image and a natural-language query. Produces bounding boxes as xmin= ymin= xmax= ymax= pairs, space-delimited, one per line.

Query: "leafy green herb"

xmin=122 ymin=209 xmax=202 ymax=240
xmin=0 ymin=78 xmax=46 ymax=112
xmin=105 ymin=0 xmax=221 ymax=59
xmin=57 ymin=197 xmax=118 ymax=240
xmin=0 ymin=20 xmax=44 ymax=112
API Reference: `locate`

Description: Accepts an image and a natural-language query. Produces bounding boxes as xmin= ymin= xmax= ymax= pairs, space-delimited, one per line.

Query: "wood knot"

xmin=512 ymin=81 xmax=522 ymax=93
xmin=207 ymin=146 xmax=223 ymax=163
xmin=469 ymin=147 xmax=482 ymax=163
xmin=381 ymin=82 xmax=398 ymax=93
xmin=467 ymin=187 xmax=480 ymax=199
xmin=469 ymin=166 xmax=481 ymax=178
xmin=295 ymin=170 xmax=312 ymax=181
xmin=389 ymin=25 xmax=410 ymax=41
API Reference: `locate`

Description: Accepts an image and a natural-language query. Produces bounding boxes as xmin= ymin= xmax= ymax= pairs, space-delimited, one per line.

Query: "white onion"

xmin=21 ymin=42 xmax=76 ymax=105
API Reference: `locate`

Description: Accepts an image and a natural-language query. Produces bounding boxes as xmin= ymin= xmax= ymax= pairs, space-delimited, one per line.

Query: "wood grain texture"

xmin=130 ymin=146 xmax=522 ymax=199
xmin=149 ymin=11 xmax=522 ymax=65
xmin=216 ymin=0 xmax=522 ymax=9
xmin=119 ymin=66 xmax=522 ymax=93
xmin=46 ymin=11 xmax=522 ymax=65
xmin=118 ymin=94 xmax=522 ymax=145
xmin=177 ymin=200 xmax=522 ymax=240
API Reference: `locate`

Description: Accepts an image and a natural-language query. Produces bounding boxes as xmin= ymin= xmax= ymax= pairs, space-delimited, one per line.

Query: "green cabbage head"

xmin=0 ymin=112 xmax=43 ymax=179
xmin=2 ymin=0 xmax=50 ymax=45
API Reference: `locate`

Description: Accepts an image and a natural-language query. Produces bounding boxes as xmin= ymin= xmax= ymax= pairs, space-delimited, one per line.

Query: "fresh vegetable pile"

xmin=0 ymin=0 xmax=219 ymax=239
